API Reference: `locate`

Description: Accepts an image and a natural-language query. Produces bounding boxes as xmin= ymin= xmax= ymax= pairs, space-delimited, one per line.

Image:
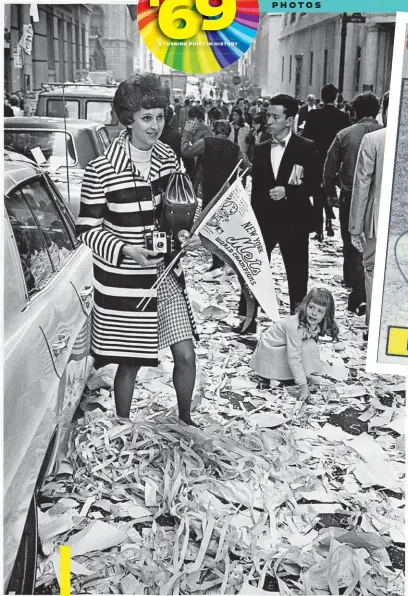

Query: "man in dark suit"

xmin=236 ymin=94 xmax=320 ymax=333
xmin=296 ymin=94 xmax=316 ymax=132
xmin=303 ymin=83 xmax=350 ymax=240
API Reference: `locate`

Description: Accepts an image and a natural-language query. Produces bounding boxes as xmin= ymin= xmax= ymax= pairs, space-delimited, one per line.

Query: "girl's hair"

xmin=113 ymin=74 xmax=170 ymax=127
xmin=297 ymin=287 xmax=339 ymax=340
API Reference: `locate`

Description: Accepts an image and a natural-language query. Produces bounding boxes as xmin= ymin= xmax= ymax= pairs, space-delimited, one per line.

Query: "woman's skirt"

xmin=157 ymin=260 xmax=195 ymax=350
xmin=250 ymin=338 xmax=324 ymax=381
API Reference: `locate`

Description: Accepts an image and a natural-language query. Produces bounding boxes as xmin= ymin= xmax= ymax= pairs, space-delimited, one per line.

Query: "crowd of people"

xmin=75 ymin=73 xmax=389 ymax=426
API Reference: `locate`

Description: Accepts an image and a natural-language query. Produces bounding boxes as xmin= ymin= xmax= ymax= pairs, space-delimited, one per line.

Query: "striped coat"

xmin=76 ymin=130 xmax=198 ymax=367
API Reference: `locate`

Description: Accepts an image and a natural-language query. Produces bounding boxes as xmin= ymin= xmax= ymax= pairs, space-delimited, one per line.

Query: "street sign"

xmin=232 ymin=75 xmax=241 ymax=86
xmin=345 ymin=13 xmax=366 ymax=24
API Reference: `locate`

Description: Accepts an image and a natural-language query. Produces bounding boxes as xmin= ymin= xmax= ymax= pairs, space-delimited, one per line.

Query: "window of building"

xmin=299 ymin=12 xmax=307 ymax=16
xmin=67 ymin=21 xmax=73 ymax=80
xmin=75 ymin=24 xmax=81 ymax=69
xmin=290 ymin=13 xmax=296 ymax=23
xmin=58 ymin=18 xmax=65 ymax=81
xmin=47 ymin=12 xmax=55 ymax=70
xmin=355 ymin=46 xmax=362 ymax=92
xmin=323 ymin=49 xmax=328 ymax=85
xmin=90 ymin=5 xmax=105 ymax=36
xmin=289 ymin=55 xmax=292 ymax=83
xmin=82 ymin=26 xmax=86 ymax=69
xmin=309 ymin=51 xmax=314 ymax=86
xmin=281 ymin=56 xmax=284 ymax=82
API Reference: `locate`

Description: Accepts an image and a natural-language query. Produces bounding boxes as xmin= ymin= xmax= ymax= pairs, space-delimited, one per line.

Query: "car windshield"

xmin=86 ymin=101 xmax=117 ymax=125
xmin=46 ymin=99 xmax=80 ymax=119
xmin=4 ymin=130 xmax=76 ymax=167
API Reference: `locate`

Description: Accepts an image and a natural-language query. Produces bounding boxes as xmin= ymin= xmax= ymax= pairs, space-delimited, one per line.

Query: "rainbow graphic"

xmin=137 ymin=0 xmax=260 ymax=74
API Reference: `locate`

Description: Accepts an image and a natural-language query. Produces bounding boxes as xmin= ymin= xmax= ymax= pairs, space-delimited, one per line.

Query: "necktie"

xmin=271 ymin=138 xmax=286 ymax=148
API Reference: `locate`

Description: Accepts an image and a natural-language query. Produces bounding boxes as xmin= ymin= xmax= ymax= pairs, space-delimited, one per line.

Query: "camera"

xmin=145 ymin=231 xmax=174 ymax=255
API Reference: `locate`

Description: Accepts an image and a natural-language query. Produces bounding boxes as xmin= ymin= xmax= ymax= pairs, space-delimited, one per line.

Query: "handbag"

xmin=161 ymin=171 xmax=198 ymax=237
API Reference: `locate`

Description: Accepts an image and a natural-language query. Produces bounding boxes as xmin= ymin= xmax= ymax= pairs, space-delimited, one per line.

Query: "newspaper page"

xmin=367 ymin=12 xmax=408 ymax=374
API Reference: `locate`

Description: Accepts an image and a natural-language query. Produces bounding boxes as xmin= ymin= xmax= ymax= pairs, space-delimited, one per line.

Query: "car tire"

xmin=7 ymin=494 xmax=38 ymax=595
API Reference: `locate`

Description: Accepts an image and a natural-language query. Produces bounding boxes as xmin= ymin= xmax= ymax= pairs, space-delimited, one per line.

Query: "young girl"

xmin=250 ymin=288 xmax=339 ymax=400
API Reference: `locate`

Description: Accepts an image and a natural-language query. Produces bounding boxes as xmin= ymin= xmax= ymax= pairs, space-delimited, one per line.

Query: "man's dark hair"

xmin=184 ymin=98 xmax=191 ymax=106
xmin=269 ymin=94 xmax=299 ymax=118
xmin=213 ymin=119 xmax=231 ymax=137
xmin=165 ymin=106 xmax=174 ymax=124
xmin=174 ymin=98 xmax=180 ymax=104
xmin=188 ymin=105 xmax=204 ymax=120
xmin=10 ymin=95 xmax=20 ymax=107
xmin=208 ymin=107 xmax=221 ymax=121
xmin=321 ymin=83 xmax=337 ymax=104
xmin=113 ymin=73 xmax=169 ymax=126
xmin=382 ymin=91 xmax=389 ymax=114
xmin=350 ymin=91 xmax=380 ymax=120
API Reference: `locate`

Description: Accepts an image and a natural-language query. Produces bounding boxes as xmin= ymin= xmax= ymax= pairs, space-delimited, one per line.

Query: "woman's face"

xmin=129 ymin=107 xmax=165 ymax=150
xmin=232 ymin=111 xmax=239 ymax=122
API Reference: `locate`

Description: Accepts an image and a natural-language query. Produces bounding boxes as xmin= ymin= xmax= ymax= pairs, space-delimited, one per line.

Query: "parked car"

xmin=4 ymin=117 xmax=111 ymax=217
xmin=3 ymin=151 xmax=94 ymax=594
xmin=35 ymin=83 xmax=124 ymax=139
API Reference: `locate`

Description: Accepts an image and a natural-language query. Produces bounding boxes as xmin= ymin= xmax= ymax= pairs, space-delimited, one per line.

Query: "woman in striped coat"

xmin=76 ymin=74 xmax=200 ymax=426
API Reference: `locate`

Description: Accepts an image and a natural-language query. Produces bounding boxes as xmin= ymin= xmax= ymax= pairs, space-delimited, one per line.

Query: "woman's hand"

xmin=181 ymin=235 xmax=201 ymax=253
xmin=123 ymin=245 xmax=162 ymax=267
xmin=299 ymin=383 xmax=311 ymax=401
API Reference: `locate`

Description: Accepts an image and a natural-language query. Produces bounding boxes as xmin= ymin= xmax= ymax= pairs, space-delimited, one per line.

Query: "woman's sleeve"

xmin=181 ymin=129 xmax=205 ymax=158
xmin=76 ymin=162 xmax=126 ymax=266
xmin=284 ymin=318 xmax=307 ymax=385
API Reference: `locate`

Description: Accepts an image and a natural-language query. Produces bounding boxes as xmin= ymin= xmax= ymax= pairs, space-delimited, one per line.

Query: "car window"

xmin=97 ymin=126 xmax=111 ymax=149
xmin=86 ymin=101 xmax=117 ymax=125
xmin=4 ymin=130 xmax=76 ymax=167
xmin=6 ymin=179 xmax=76 ymax=295
xmin=46 ymin=99 xmax=80 ymax=119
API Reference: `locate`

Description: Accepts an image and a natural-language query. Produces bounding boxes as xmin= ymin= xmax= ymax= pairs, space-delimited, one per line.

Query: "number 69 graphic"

xmin=153 ymin=0 xmax=237 ymax=40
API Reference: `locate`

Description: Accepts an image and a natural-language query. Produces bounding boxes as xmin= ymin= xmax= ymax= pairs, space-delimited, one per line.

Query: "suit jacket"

xmin=349 ymin=127 xmax=386 ymax=240
xmin=251 ymin=133 xmax=320 ymax=236
xmin=297 ymin=104 xmax=315 ymax=130
xmin=302 ymin=105 xmax=350 ymax=172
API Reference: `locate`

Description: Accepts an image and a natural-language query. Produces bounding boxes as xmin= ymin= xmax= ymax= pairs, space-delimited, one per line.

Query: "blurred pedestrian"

xmin=349 ymin=91 xmax=389 ymax=332
xmin=178 ymin=98 xmax=191 ymax=133
xmin=187 ymin=105 xmax=213 ymax=142
xmin=160 ymin=106 xmax=182 ymax=162
xmin=181 ymin=118 xmax=250 ymax=271
xmin=245 ymin=113 xmax=270 ymax=161
xmin=4 ymin=93 xmax=14 ymax=117
xmin=9 ymin=95 xmax=23 ymax=116
xmin=76 ymin=73 xmax=201 ymax=426
xmin=297 ymin=94 xmax=316 ymax=132
xmin=323 ymin=91 xmax=382 ymax=316
xmin=303 ymin=83 xmax=350 ymax=241
xmin=229 ymin=107 xmax=250 ymax=154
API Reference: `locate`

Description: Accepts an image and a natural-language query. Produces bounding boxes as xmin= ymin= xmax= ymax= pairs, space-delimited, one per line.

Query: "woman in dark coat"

xmin=76 ymin=74 xmax=200 ymax=425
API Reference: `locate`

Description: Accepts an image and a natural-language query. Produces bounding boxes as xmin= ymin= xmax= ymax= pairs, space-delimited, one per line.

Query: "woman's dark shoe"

xmin=257 ymin=377 xmax=270 ymax=390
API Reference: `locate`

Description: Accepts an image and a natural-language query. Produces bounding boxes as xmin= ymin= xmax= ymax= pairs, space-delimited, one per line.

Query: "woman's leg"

xmin=170 ymin=339 xmax=197 ymax=425
xmin=114 ymin=363 xmax=140 ymax=418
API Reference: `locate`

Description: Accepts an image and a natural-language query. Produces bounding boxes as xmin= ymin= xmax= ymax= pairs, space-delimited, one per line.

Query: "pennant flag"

xmin=191 ymin=178 xmax=280 ymax=327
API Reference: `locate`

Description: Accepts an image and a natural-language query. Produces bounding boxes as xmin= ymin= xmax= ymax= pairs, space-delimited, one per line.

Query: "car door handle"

xmin=52 ymin=333 xmax=70 ymax=356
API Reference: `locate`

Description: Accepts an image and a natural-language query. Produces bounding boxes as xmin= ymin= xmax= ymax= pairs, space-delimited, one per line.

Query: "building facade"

xmin=88 ymin=4 xmax=137 ymax=82
xmin=276 ymin=13 xmax=395 ymax=101
xmin=5 ymin=4 xmax=92 ymax=97
xmin=252 ymin=13 xmax=284 ymax=96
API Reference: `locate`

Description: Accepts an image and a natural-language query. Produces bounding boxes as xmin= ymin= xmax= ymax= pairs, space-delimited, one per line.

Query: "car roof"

xmin=4 ymin=151 xmax=42 ymax=195
xmin=39 ymin=85 xmax=116 ymax=98
xmin=4 ymin=116 xmax=105 ymax=131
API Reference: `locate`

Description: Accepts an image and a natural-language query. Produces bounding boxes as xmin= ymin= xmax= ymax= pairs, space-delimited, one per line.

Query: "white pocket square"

xmin=288 ymin=164 xmax=304 ymax=185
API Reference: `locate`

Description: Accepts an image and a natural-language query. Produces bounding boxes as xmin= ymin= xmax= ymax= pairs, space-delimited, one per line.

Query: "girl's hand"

xmin=299 ymin=383 xmax=311 ymax=401
xmin=181 ymin=235 xmax=201 ymax=253
xmin=123 ymin=245 xmax=162 ymax=267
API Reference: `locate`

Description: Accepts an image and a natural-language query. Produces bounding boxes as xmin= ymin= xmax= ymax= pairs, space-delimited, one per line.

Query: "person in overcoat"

xmin=76 ymin=74 xmax=201 ymax=425
xmin=236 ymin=94 xmax=320 ymax=334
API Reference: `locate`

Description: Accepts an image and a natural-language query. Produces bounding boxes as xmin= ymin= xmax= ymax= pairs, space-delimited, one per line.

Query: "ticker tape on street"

xmin=386 ymin=327 xmax=408 ymax=358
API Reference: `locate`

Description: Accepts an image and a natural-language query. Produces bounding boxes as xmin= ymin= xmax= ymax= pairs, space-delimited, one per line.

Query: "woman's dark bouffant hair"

xmin=297 ymin=287 xmax=339 ymax=341
xmin=113 ymin=74 xmax=170 ymax=127
xmin=230 ymin=107 xmax=245 ymax=127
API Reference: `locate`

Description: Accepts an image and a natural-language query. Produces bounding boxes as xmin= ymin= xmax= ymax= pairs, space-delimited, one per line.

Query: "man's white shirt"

xmin=270 ymin=131 xmax=292 ymax=179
